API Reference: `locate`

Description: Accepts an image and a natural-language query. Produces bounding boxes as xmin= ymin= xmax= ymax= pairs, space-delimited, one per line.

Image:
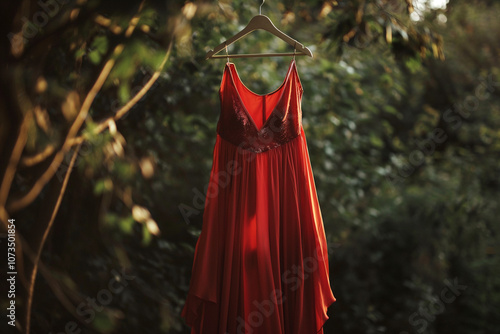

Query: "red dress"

xmin=181 ymin=59 xmax=336 ymax=334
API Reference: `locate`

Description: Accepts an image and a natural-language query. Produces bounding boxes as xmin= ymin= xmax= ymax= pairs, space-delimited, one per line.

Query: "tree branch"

xmin=7 ymin=45 xmax=121 ymax=212
xmin=68 ymin=40 xmax=172 ymax=147
xmin=7 ymin=2 xmax=147 ymax=212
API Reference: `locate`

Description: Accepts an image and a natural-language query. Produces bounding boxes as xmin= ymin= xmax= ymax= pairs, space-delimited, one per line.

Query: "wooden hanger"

xmin=205 ymin=0 xmax=313 ymax=59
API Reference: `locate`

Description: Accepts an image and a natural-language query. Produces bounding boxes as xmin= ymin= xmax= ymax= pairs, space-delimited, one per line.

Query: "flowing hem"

xmin=316 ymin=296 xmax=337 ymax=333
xmin=181 ymin=293 xmax=337 ymax=333
xmin=181 ymin=293 xmax=217 ymax=331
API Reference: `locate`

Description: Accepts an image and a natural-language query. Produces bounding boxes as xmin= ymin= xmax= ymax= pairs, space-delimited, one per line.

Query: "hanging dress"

xmin=181 ymin=59 xmax=336 ymax=334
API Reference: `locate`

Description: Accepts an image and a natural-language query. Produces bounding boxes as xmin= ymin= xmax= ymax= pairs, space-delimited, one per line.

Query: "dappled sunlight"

xmin=0 ymin=0 xmax=499 ymax=333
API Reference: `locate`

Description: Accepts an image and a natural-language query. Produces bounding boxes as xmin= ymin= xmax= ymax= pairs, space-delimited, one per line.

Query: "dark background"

xmin=0 ymin=0 xmax=499 ymax=333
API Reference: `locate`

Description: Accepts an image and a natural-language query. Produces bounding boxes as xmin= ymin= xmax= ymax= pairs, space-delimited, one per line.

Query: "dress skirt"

xmin=181 ymin=126 xmax=336 ymax=334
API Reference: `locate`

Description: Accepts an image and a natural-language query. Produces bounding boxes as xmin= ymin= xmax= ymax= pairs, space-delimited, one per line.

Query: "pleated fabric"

xmin=181 ymin=60 xmax=336 ymax=334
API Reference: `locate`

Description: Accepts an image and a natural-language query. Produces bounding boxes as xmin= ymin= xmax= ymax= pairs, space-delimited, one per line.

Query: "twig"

xmin=0 ymin=112 xmax=31 ymax=223
xmin=19 ymin=144 xmax=56 ymax=167
xmin=24 ymin=143 xmax=81 ymax=334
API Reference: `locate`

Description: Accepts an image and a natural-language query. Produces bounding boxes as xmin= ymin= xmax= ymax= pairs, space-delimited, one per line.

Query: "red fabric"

xmin=181 ymin=60 xmax=336 ymax=334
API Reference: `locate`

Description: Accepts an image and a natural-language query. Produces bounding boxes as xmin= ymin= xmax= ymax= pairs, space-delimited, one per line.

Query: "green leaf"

xmin=142 ymin=223 xmax=152 ymax=246
xmin=383 ymin=105 xmax=399 ymax=115
xmin=119 ymin=215 xmax=135 ymax=235
xmin=88 ymin=50 xmax=101 ymax=64
xmin=92 ymin=36 xmax=108 ymax=54
xmin=118 ymin=83 xmax=130 ymax=104
xmin=370 ymin=133 xmax=384 ymax=148
xmin=92 ymin=312 xmax=115 ymax=333
xmin=74 ymin=48 xmax=85 ymax=58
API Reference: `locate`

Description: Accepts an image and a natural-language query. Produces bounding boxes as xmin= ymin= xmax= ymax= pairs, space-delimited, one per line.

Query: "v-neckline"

xmin=225 ymin=60 xmax=296 ymax=132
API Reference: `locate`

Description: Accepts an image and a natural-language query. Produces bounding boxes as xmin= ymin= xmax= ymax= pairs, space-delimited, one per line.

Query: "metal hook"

xmin=259 ymin=0 xmax=265 ymax=15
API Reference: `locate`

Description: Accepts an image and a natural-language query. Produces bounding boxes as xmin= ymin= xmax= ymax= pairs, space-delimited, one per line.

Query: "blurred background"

xmin=1 ymin=0 xmax=499 ymax=333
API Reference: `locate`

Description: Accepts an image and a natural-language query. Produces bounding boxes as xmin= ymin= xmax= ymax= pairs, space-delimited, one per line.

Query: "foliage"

xmin=0 ymin=0 xmax=499 ymax=333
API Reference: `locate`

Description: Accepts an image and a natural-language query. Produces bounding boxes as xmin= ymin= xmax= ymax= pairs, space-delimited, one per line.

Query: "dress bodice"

xmin=217 ymin=60 xmax=303 ymax=153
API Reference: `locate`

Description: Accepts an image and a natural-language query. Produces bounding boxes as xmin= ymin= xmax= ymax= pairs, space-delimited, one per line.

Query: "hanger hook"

xmin=259 ymin=0 xmax=265 ymax=15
